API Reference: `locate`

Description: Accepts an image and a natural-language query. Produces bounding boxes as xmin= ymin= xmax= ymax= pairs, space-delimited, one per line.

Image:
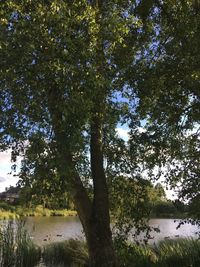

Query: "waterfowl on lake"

xmin=56 ymin=234 xmax=62 ymax=237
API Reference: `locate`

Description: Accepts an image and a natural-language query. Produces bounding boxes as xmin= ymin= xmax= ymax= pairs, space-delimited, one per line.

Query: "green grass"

xmin=116 ymin=240 xmax=156 ymax=267
xmin=155 ymin=238 xmax=200 ymax=267
xmin=49 ymin=209 xmax=77 ymax=217
xmin=0 ymin=210 xmax=19 ymax=219
xmin=0 ymin=211 xmax=199 ymax=267
xmin=43 ymin=239 xmax=89 ymax=267
xmin=42 ymin=238 xmax=200 ymax=267
xmin=0 ymin=203 xmax=77 ymax=218
xmin=0 ymin=220 xmax=41 ymax=267
xmin=0 ymin=222 xmax=199 ymax=267
xmin=116 ymin=238 xmax=200 ymax=267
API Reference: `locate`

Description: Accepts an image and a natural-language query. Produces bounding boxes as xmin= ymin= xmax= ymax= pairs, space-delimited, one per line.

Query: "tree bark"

xmin=47 ymin=88 xmax=117 ymax=266
xmin=88 ymin=112 xmax=117 ymax=267
xmin=86 ymin=222 xmax=117 ymax=267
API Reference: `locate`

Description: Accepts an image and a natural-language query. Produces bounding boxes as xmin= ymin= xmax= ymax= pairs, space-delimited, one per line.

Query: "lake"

xmin=24 ymin=216 xmax=199 ymax=246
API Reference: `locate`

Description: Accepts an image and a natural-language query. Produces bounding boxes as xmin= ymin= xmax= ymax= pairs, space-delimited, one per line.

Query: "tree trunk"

xmin=58 ymin=151 xmax=117 ymax=267
xmin=47 ymin=83 xmax=117 ymax=267
xmin=86 ymin=221 xmax=117 ymax=267
xmin=68 ymin=164 xmax=117 ymax=267
xmin=86 ymin=1 xmax=117 ymax=264
xmin=88 ymin=112 xmax=117 ymax=267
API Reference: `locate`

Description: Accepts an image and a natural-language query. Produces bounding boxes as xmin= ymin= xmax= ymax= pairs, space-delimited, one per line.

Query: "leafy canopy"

xmin=0 ymin=0 xmax=199 ymax=236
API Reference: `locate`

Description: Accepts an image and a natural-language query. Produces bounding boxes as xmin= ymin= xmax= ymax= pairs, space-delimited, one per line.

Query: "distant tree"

xmin=188 ymin=196 xmax=200 ymax=221
xmin=19 ymin=186 xmax=32 ymax=207
xmin=154 ymin=183 xmax=166 ymax=201
xmin=173 ymin=199 xmax=185 ymax=213
xmin=153 ymin=201 xmax=176 ymax=216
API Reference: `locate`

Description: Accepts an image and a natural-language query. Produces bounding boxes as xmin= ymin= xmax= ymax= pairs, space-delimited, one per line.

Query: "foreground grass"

xmin=0 ymin=220 xmax=41 ymax=267
xmin=0 ymin=219 xmax=199 ymax=267
xmin=116 ymin=238 xmax=200 ymax=267
xmin=42 ymin=238 xmax=200 ymax=267
xmin=0 ymin=204 xmax=77 ymax=218
xmin=43 ymin=239 xmax=89 ymax=267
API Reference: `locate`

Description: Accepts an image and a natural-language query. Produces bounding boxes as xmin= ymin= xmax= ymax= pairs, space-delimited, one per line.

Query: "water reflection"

xmin=25 ymin=216 xmax=84 ymax=246
xmin=24 ymin=217 xmax=199 ymax=246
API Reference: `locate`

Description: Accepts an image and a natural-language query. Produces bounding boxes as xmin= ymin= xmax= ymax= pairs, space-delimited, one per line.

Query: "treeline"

xmin=0 ymin=185 xmax=74 ymax=210
xmin=151 ymin=200 xmax=187 ymax=218
xmin=109 ymin=178 xmax=189 ymax=220
xmin=143 ymin=183 xmax=187 ymax=218
xmin=0 ymin=181 xmax=189 ymax=219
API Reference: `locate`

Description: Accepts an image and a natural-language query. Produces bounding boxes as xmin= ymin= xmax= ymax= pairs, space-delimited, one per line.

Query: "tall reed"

xmin=156 ymin=238 xmax=200 ymax=267
xmin=0 ymin=219 xmax=41 ymax=267
xmin=115 ymin=238 xmax=200 ymax=267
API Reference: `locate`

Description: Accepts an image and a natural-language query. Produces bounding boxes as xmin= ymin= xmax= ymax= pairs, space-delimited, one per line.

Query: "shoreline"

xmin=0 ymin=206 xmax=77 ymax=219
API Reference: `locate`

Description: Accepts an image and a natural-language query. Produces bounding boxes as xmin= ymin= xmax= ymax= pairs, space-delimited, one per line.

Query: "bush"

xmin=0 ymin=202 xmax=15 ymax=212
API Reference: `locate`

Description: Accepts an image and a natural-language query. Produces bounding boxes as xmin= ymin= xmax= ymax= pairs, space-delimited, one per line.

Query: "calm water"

xmin=24 ymin=216 xmax=199 ymax=246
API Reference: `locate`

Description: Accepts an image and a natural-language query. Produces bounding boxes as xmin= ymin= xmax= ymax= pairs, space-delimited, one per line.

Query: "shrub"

xmin=0 ymin=210 xmax=18 ymax=219
xmin=0 ymin=202 xmax=15 ymax=212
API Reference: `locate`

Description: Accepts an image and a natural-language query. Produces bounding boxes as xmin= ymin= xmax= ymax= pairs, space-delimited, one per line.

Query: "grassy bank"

xmin=42 ymin=238 xmax=200 ymax=267
xmin=0 ymin=217 xmax=200 ymax=267
xmin=0 ymin=203 xmax=77 ymax=219
xmin=16 ymin=205 xmax=77 ymax=217
xmin=0 ymin=220 xmax=199 ymax=267
xmin=0 ymin=210 xmax=19 ymax=219
xmin=0 ymin=220 xmax=41 ymax=267
xmin=43 ymin=239 xmax=89 ymax=267
xmin=116 ymin=238 xmax=200 ymax=267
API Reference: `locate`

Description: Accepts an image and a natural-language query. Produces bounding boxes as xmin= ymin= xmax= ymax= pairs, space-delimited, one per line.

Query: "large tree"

xmin=0 ymin=1 xmax=153 ymax=266
xmin=0 ymin=0 xmax=199 ymax=266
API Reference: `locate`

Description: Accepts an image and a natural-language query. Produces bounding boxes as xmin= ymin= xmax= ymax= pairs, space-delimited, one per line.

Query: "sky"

xmin=0 ymin=149 xmax=19 ymax=192
xmin=0 ymin=126 xmax=175 ymax=198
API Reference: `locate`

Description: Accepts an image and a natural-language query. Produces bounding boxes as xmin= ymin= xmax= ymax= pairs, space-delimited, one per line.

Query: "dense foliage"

xmin=0 ymin=1 xmax=199 ymax=265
